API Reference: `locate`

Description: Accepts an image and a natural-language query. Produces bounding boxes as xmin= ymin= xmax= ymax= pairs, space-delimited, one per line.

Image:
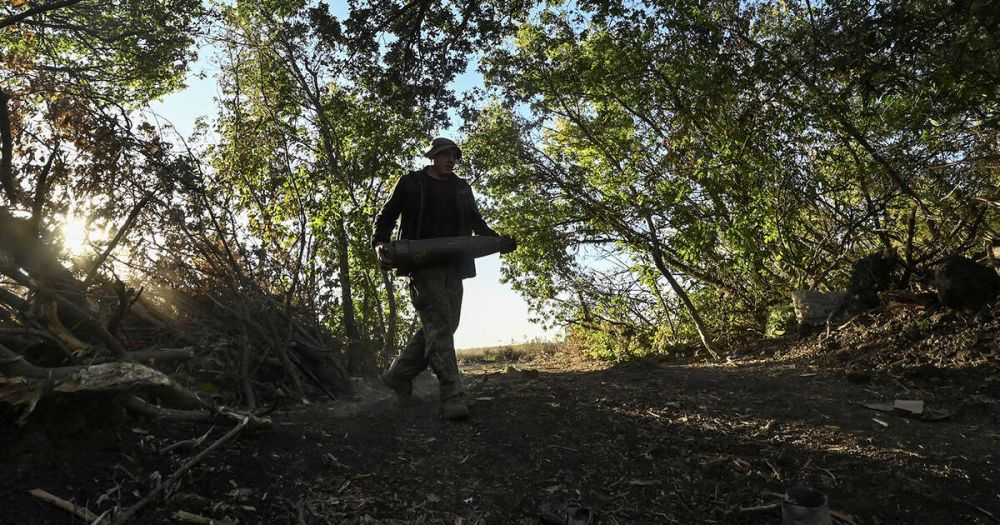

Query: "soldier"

xmin=372 ymin=137 xmax=514 ymax=420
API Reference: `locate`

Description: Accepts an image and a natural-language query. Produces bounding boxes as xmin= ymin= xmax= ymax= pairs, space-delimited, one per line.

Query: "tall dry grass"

xmin=457 ymin=340 xmax=563 ymax=363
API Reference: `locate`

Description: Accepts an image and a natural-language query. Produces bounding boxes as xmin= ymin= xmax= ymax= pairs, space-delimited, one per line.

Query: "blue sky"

xmin=147 ymin=13 xmax=555 ymax=349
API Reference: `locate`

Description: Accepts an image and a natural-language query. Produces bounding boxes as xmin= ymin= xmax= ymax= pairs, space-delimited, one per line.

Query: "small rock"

xmin=894 ymin=399 xmax=924 ymax=416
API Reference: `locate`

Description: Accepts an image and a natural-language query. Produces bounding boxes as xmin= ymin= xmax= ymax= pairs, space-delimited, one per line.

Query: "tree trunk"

xmin=0 ymin=90 xmax=17 ymax=205
xmin=337 ymin=216 xmax=364 ymax=374
xmin=649 ymin=244 xmax=720 ymax=360
xmin=379 ymin=269 xmax=398 ymax=366
xmin=638 ymin=212 xmax=720 ymax=359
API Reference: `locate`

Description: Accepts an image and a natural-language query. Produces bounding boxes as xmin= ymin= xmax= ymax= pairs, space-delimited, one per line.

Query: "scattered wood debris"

xmin=28 ymin=488 xmax=99 ymax=522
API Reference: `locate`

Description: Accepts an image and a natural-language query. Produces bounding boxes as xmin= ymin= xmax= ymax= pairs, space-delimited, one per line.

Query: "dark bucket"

xmin=781 ymin=487 xmax=832 ymax=525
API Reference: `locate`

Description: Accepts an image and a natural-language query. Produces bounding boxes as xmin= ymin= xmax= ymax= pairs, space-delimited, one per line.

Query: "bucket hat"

xmin=424 ymin=137 xmax=462 ymax=160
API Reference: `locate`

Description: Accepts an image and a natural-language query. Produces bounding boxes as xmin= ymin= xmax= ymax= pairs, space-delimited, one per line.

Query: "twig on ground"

xmin=965 ymin=500 xmax=1000 ymax=523
xmin=124 ymin=396 xmax=269 ymax=426
xmin=888 ymin=374 xmax=912 ymax=394
xmin=817 ymin=467 xmax=837 ymax=482
xmin=29 ymin=488 xmax=99 ymax=522
xmin=160 ymin=428 xmax=213 ymax=453
xmin=837 ymin=314 xmax=861 ymax=331
xmin=296 ymin=498 xmax=308 ymax=525
xmin=764 ymin=459 xmax=782 ymax=480
xmin=111 ymin=416 xmax=250 ymax=524
xmin=739 ymin=502 xmax=780 ymax=512
xmin=831 ymin=510 xmax=859 ymax=524
xmin=173 ymin=510 xmax=234 ymax=524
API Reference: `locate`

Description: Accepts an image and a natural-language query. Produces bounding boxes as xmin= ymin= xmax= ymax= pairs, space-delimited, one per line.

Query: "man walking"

xmin=372 ymin=137 xmax=512 ymax=420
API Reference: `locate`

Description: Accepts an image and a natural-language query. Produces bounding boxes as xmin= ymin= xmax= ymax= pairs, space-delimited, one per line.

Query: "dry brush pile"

xmin=0 ymin=98 xmax=353 ymax=431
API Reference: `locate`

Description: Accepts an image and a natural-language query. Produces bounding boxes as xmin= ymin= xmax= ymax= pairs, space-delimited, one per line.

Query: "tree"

xmin=466 ymin=0 xmax=1000 ymax=358
xmin=212 ymin=1 xmax=438 ymax=374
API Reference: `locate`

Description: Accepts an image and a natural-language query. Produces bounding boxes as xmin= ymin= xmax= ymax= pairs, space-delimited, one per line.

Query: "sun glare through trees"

xmin=58 ymin=214 xmax=109 ymax=258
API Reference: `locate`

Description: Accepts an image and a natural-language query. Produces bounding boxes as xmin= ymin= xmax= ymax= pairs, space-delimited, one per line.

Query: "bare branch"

xmin=28 ymin=489 xmax=99 ymax=523
xmin=0 ymin=91 xmax=16 ymax=204
xmin=83 ymin=193 xmax=154 ymax=287
xmin=29 ymin=145 xmax=59 ymax=235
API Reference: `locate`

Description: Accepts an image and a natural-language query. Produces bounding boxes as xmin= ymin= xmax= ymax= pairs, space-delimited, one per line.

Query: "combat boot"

xmin=440 ymin=393 xmax=470 ymax=420
xmin=381 ymin=373 xmax=415 ymax=406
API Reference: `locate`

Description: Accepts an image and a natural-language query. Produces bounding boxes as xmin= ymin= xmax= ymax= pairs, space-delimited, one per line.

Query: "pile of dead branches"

xmin=0 ymin=205 xmax=354 ymax=427
xmin=0 ymin=67 xmax=365 ymax=426
xmin=0 ymin=207 xmax=208 ymax=422
xmin=0 ymin=181 xmax=354 ymax=430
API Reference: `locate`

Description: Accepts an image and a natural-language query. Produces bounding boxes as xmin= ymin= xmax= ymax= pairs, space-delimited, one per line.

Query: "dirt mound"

xmin=759 ymin=302 xmax=998 ymax=384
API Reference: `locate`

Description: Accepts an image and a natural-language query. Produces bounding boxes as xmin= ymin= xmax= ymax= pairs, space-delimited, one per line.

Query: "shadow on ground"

xmin=2 ymin=355 xmax=997 ymax=524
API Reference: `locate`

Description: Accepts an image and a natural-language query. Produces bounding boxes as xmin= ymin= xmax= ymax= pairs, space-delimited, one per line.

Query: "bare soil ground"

xmin=1 ymin=306 xmax=998 ymax=524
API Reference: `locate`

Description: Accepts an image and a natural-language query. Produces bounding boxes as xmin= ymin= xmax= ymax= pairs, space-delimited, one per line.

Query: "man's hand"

xmin=375 ymin=243 xmax=394 ymax=270
xmin=499 ymin=234 xmax=517 ymax=254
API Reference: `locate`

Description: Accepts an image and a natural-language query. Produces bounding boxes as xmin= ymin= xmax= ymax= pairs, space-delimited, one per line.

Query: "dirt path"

xmin=3 ymin=352 xmax=998 ymax=524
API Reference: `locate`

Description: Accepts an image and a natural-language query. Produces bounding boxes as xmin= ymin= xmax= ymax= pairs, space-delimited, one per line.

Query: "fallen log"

xmin=0 ymin=343 xmax=204 ymax=421
xmin=879 ymin=289 xmax=937 ymax=307
xmin=0 ymin=325 xmax=74 ymax=349
xmin=49 ymin=362 xmax=202 ymax=408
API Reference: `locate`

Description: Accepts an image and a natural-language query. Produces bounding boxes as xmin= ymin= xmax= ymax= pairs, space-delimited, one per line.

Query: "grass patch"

xmin=457 ymin=340 xmax=562 ymax=364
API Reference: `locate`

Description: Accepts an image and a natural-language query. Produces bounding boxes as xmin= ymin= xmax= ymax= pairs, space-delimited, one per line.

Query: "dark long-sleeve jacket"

xmin=372 ymin=167 xmax=498 ymax=278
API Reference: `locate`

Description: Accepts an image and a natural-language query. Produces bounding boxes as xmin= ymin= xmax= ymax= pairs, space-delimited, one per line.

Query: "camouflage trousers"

xmin=383 ymin=264 xmax=464 ymax=399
